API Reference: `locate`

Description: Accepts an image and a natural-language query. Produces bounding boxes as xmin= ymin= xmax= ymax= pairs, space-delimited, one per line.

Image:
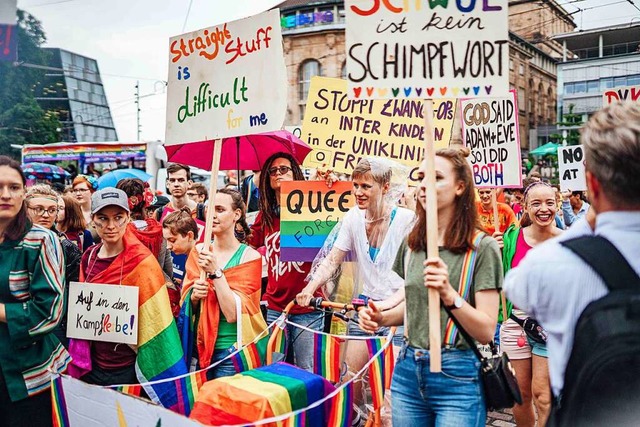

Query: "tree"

xmin=0 ymin=9 xmax=61 ymax=158
xmin=550 ymin=104 xmax=583 ymax=146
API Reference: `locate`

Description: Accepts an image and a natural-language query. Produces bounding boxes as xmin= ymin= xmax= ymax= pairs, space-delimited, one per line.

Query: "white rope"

xmin=285 ymin=318 xmax=396 ymax=341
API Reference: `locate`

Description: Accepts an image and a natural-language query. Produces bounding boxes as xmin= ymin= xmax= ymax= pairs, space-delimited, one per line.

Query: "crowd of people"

xmin=0 ymin=101 xmax=638 ymax=427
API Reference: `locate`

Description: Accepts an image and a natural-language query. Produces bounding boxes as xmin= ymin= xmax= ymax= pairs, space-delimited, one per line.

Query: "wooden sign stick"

xmin=492 ymin=189 xmax=508 ymax=322
xmin=199 ymin=140 xmax=223 ymax=282
xmin=424 ymin=99 xmax=441 ymax=372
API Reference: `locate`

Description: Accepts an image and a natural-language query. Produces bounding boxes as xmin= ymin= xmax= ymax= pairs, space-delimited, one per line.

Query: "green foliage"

xmin=0 ymin=9 xmax=61 ymax=159
xmin=549 ymin=104 xmax=583 ymax=146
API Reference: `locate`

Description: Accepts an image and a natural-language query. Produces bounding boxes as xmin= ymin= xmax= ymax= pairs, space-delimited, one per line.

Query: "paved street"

xmin=487 ymin=408 xmax=516 ymax=427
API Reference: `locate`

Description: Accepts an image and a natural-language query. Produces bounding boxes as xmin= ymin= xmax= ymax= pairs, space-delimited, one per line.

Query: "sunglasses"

xmin=268 ymin=166 xmax=293 ymax=177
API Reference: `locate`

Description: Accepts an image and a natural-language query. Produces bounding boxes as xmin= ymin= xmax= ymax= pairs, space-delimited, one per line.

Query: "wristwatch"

xmin=208 ymin=269 xmax=224 ymax=280
xmin=447 ymin=295 xmax=464 ymax=310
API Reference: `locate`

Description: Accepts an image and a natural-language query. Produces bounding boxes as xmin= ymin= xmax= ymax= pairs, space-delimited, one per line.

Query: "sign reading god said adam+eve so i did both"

xmin=345 ymin=0 xmax=509 ymax=99
xmin=66 ymin=282 xmax=139 ymax=345
xmin=165 ymin=9 xmax=287 ymax=145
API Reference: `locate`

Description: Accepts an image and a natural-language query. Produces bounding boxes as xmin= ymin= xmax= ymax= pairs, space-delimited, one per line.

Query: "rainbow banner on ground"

xmin=190 ymin=362 xmax=334 ymax=427
xmin=366 ymin=337 xmax=394 ymax=410
xmin=280 ymin=181 xmax=354 ymax=262
xmin=327 ymin=382 xmax=354 ymax=427
xmin=313 ymin=334 xmax=343 ymax=383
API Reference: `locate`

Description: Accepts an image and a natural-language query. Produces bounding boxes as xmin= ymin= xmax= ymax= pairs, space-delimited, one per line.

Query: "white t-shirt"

xmin=333 ymin=206 xmax=415 ymax=301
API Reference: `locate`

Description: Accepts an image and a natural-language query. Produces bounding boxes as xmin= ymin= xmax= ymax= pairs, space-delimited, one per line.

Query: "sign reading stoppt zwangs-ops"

xmin=461 ymin=90 xmax=522 ymax=188
xmin=165 ymin=9 xmax=287 ymax=145
xmin=345 ymin=0 xmax=509 ymax=99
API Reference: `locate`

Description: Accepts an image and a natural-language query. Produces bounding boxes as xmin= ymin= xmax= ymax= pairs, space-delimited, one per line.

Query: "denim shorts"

xmin=348 ymin=311 xmax=405 ymax=348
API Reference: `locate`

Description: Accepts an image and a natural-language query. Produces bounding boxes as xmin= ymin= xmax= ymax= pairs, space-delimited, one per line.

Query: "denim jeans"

xmin=349 ymin=312 xmax=405 ymax=348
xmin=267 ymin=309 xmax=324 ymax=372
xmin=391 ymin=344 xmax=486 ymax=427
xmin=205 ymin=348 xmax=237 ymax=381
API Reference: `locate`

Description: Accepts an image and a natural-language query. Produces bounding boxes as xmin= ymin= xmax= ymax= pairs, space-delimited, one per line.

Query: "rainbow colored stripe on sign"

xmin=313 ymin=334 xmax=343 ymax=383
xmin=280 ymin=181 xmax=354 ymax=262
xmin=327 ymin=382 xmax=354 ymax=427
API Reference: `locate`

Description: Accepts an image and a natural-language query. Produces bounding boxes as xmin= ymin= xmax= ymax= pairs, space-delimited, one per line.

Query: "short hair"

xmin=167 ymin=163 xmax=191 ymax=180
xmin=162 ymin=207 xmax=199 ymax=239
xmin=352 ymin=158 xmax=392 ymax=187
xmin=581 ymin=102 xmax=640 ymax=207
xmin=72 ymin=175 xmax=97 ymax=192
xmin=191 ymin=182 xmax=208 ymax=199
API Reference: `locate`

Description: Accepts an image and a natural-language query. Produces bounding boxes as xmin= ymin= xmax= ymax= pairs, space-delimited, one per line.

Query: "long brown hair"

xmin=407 ymin=148 xmax=480 ymax=254
xmin=218 ymin=187 xmax=251 ymax=243
xmin=257 ymin=152 xmax=305 ymax=231
xmin=59 ymin=195 xmax=87 ymax=232
xmin=0 ymin=156 xmax=30 ymax=241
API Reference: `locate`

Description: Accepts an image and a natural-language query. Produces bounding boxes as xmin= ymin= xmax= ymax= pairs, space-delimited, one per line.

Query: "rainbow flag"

xmin=51 ymin=376 xmax=70 ymax=427
xmin=190 ymin=362 xmax=334 ymax=427
xmin=269 ymin=321 xmax=288 ymax=357
xmin=175 ymin=369 xmax=208 ymax=416
xmin=112 ymin=384 xmax=143 ymax=398
xmin=313 ymin=334 xmax=343 ymax=383
xmin=365 ymin=338 xmax=394 ymax=410
xmin=231 ymin=341 xmax=263 ymax=373
xmin=327 ymin=382 xmax=354 ymax=427
xmin=282 ymin=410 xmax=307 ymax=427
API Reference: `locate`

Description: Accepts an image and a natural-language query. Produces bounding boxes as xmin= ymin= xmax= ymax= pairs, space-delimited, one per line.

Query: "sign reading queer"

xmin=602 ymin=85 xmax=640 ymax=105
xmin=302 ymin=77 xmax=455 ymax=182
xmin=67 ymin=282 xmax=139 ymax=345
xmin=280 ymin=181 xmax=355 ymax=262
xmin=461 ymin=91 xmax=522 ymax=188
xmin=345 ymin=0 xmax=509 ymax=99
xmin=165 ymin=9 xmax=287 ymax=145
xmin=558 ymin=145 xmax=586 ymax=192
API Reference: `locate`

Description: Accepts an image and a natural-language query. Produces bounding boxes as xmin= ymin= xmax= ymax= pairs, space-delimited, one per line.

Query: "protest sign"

xmin=165 ymin=9 xmax=287 ymax=145
xmin=602 ymin=85 xmax=640 ymax=105
xmin=558 ymin=145 xmax=587 ymax=192
xmin=67 ymin=282 xmax=139 ymax=345
xmin=301 ymin=77 xmax=455 ymax=182
xmin=345 ymin=0 xmax=509 ymax=99
xmin=461 ymin=90 xmax=522 ymax=188
xmin=52 ymin=375 xmax=201 ymax=427
xmin=280 ymin=181 xmax=355 ymax=262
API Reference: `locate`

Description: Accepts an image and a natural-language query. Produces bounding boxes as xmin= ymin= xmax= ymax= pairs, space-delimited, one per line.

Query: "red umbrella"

xmin=164 ymin=130 xmax=313 ymax=178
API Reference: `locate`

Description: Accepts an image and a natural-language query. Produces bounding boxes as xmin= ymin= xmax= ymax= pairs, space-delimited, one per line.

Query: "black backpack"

xmin=550 ymin=236 xmax=640 ymax=427
xmin=156 ymin=202 xmax=206 ymax=222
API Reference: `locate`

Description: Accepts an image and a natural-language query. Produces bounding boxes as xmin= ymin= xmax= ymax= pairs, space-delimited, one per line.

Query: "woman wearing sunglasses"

xmin=0 ymin=156 xmax=69 ymax=426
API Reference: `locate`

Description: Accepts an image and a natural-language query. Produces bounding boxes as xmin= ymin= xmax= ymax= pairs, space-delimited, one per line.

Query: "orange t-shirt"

xmin=476 ymin=201 xmax=518 ymax=235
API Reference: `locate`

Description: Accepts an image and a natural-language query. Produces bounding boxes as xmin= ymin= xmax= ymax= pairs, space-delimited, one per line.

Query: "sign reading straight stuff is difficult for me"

xmin=461 ymin=90 xmax=522 ymax=188
xmin=345 ymin=0 xmax=509 ymax=99
xmin=66 ymin=282 xmax=139 ymax=345
xmin=165 ymin=9 xmax=287 ymax=145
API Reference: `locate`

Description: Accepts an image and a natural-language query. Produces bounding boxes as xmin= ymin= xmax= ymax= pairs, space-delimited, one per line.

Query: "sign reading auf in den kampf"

xmin=66 ymin=282 xmax=139 ymax=345
xmin=345 ymin=0 xmax=509 ymax=99
xmin=165 ymin=9 xmax=287 ymax=145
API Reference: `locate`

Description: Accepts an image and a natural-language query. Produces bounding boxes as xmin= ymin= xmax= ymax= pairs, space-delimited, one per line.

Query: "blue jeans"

xmin=391 ymin=344 xmax=486 ymax=427
xmin=349 ymin=312 xmax=405 ymax=348
xmin=267 ymin=309 xmax=324 ymax=372
xmin=203 ymin=348 xmax=237 ymax=381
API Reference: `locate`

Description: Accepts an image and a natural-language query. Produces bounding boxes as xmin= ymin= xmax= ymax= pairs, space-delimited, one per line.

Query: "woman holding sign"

xmin=181 ymin=188 xmax=266 ymax=380
xmin=0 ymin=156 xmax=69 ymax=426
xmin=358 ymin=148 xmax=502 ymax=427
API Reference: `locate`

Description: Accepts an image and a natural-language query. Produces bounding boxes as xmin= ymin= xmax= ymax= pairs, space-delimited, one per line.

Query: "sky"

xmin=14 ymin=0 xmax=640 ymax=143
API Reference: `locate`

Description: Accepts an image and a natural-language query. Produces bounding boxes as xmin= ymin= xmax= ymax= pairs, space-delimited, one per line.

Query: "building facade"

xmin=34 ymin=48 xmax=118 ymax=142
xmin=280 ymin=0 xmax=564 ymax=152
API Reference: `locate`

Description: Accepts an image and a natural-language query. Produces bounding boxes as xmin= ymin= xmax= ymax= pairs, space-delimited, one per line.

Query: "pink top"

xmin=512 ymin=229 xmax=533 ymax=269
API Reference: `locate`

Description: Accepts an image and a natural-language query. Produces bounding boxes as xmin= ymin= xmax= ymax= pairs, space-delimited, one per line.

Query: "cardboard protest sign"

xmin=302 ymin=77 xmax=455 ymax=182
xmin=52 ymin=375 xmax=201 ymax=427
xmin=558 ymin=145 xmax=587 ymax=192
xmin=602 ymin=85 xmax=640 ymax=105
xmin=280 ymin=181 xmax=355 ymax=262
xmin=345 ymin=0 xmax=509 ymax=99
xmin=165 ymin=9 xmax=287 ymax=145
xmin=67 ymin=282 xmax=139 ymax=345
xmin=461 ymin=91 xmax=522 ymax=188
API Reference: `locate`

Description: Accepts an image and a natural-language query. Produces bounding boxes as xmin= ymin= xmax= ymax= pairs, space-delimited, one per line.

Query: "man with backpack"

xmin=156 ymin=163 xmax=206 ymax=222
xmin=504 ymin=102 xmax=640 ymax=426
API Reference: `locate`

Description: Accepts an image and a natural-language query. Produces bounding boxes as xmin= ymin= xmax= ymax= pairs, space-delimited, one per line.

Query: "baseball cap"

xmin=91 ymin=188 xmax=130 ymax=215
xmin=148 ymin=194 xmax=170 ymax=211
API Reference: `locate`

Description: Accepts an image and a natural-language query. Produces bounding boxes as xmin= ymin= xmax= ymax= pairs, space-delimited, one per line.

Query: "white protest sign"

xmin=0 ymin=0 xmax=16 ymax=25
xmin=165 ymin=9 xmax=287 ymax=145
xmin=67 ymin=282 xmax=139 ymax=345
xmin=55 ymin=375 xmax=201 ymax=427
xmin=345 ymin=0 xmax=509 ymax=99
xmin=602 ymin=85 xmax=640 ymax=105
xmin=461 ymin=91 xmax=522 ymax=188
xmin=558 ymin=145 xmax=587 ymax=192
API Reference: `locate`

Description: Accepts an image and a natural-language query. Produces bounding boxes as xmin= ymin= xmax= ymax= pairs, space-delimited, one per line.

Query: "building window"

xmin=574 ymin=82 xmax=586 ymax=94
xmin=600 ymin=78 xmax=614 ymax=90
xmin=628 ymin=75 xmax=640 ymax=86
xmin=587 ymin=80 xmax=599 ymax=93
xmin=518 ymin=88 xmax=525 ymax=112
xmin=509 ymin=59 xmax=514 ymax=71
xmin=614 ymin=77 xmax=626 ymax=87
xmin=299 ymin=60 xmax=322 ymax=121
xmin=519 ymin=64 xmax=524 ymax=75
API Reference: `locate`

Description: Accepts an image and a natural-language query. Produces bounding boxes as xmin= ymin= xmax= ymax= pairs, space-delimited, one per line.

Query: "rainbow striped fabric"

xmin=443 ymin=232 xmax=485 ymax=346
xmin=231 ymin=339 xmax=266 ymax=373
xmin=313 ymin=334 xmax=343 ymax=383
xmin=51 ymin=376 xmax=70 ymax=427
xmin=190 ymin=362 xmax=334 ymax=427
xmin=268 ymin=319 xmax=288 ymax=356
xmin=112 ymin=384 xmax=143 ymax=397
xmin=282 ymin=410 xmax=307 ymax=427
xmin=365 ymin=337 xmax=394 ymax=410
xmin=327 ymin=381 xmax=354 ymax=427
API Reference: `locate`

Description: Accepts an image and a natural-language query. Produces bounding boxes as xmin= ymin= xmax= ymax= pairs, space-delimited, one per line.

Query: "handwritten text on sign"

xmin=461 ymin=91 xmax=522 ymax=188
xmin=558 ymin=145 xmax=586 ymax=192
xmin=602 ymin=85 xmax=640 ymax=105
xmin=302 ymin=77 xmax=455 ymax=183
xmin=345 ymin=0 xmax=509 ymax=99
xmin=280 ymin=181 xmax=355 ymax=262
xmin=67 ymin=282 xmax=139 ymax=345
xmin=165 ymin=10 xmax=287 ymax=145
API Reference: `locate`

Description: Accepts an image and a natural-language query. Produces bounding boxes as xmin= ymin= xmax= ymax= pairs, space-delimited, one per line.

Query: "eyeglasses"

xmin=93 ymin=216 xmax=128 ymax=229
xmin=72 ymin=188 xmax=90 ymax=194
xmin=268 ymin=166 xmax=293 ymax=177
xmin=28 ymin=206 xmax=59 ymax=216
